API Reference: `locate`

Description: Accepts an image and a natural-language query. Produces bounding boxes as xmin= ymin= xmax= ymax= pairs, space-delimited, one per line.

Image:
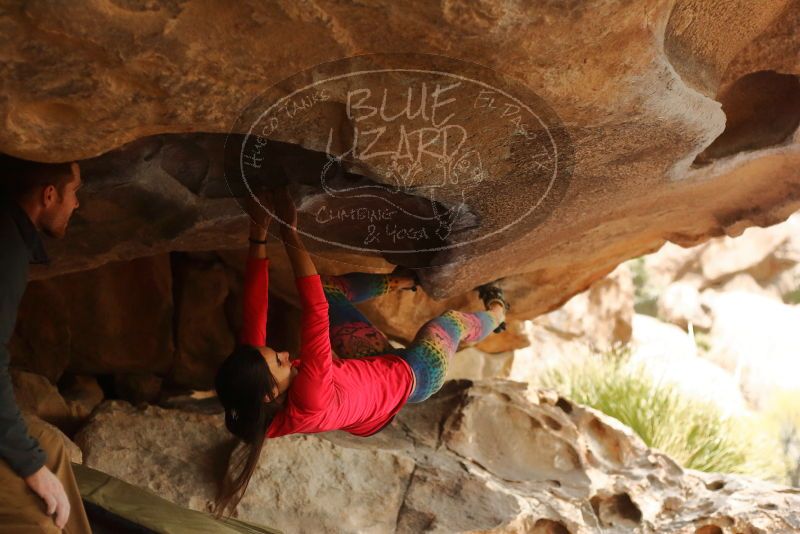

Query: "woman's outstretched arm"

xmin=281 ymin=228 xmax=317 ymax=278
xmin=272 ymin=187 xmax=333 ymax=411
xmin=240 ymin=193 xmax=272 ymax=346
xmin=248 ymin=211 xmax=269 ymax=260
xmin=272 ymin=187 xmax=317 ymax=278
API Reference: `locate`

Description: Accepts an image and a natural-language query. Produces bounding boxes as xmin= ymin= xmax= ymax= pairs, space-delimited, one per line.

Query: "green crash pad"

xmin=74 ymin=463 xmax=280 ymax=534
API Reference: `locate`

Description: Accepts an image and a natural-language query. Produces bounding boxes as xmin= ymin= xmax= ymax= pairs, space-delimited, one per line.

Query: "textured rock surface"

xmin=529 ymin=262 xmax=634 ymax=353
xmin=443 ymin=345 xmax=515 ymax=382
xmin=633 ymin=212 xmax=800 ymax=410
xmin=628 ymin=314 xmax=747 ymax=416
xmin=640 ymin=212 xmax=800 ymax=303
xmin=11 ymin=369 xmax=91 ymax=434
xmin=74 ymin=381 xmax=800 ymax=533
xmin=507 ymin=261 xmax=634 ymax=386
xmin=703 ymin=291 xmax=800 ymax=409
xmin=0 ymin=0 xmax=796 ymax=322
xmin=656 ymin=281 xmax=712 ymax=331
xmin=172 ymin=254 xmax=237 ymax=389
xmin=59 ymin=374 xmax=104 ymax=423
xmin=10 ymin=254 xmax=175 ymax=381
xmin=11 ymin=245 xmax=529 ymax=386
xmin=113 ymin=372 xmax=164 ymax=406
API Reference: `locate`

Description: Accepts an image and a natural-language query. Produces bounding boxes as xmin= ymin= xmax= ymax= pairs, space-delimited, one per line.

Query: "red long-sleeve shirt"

xmin=239 ymin=257 xmax=415 ymax=438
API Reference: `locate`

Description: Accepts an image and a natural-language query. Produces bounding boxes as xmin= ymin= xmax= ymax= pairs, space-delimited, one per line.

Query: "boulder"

xmin=508 ymin=320 xmax=597 ymax=386
xmin=0 ymin=0 xmax=795 ymax=321
xmin=703 ymin=290 xmax=800 ymax=409
xmin=8 ymin=281 xmax=72 ymax=384
xmin=3 ymin=3 xmax=800 ymax=530
xmin=534 ymin=262 xmax=634 ymax=351
xmin=74 ymin=381 xmax=800 ymax=533
xmin=59 ymin=374 xmax=105 ymax=422
xmin=508 ymin=260 xmax=634 ymax=384
xmin=11 ymin=368 xmax=102 ymax=434
xmin=639 ymin=242 xmax=704 ymax=295
xmin=700 ymin=227 xmax=788 ymax=283
xmin=444 ymin=346 xmax=515 ymax=381
xmin=642 ymin=212 xmax=800 ymax=302
xmin=656 ymin=281 xmax=713 ymax=331
xmin=629 ymin=314 xmax=748 ymax=416
xmin=11 ymin=369 xmax=73 ymax=431
xmin=718 ymin=272 xmax=780 ymax=299
xmin=699 ymin=213 xmax=800 ymax=285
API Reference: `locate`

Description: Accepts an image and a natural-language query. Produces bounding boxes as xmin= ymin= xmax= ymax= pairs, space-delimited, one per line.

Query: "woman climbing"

xmin=213 ymin=186 xmax=510 ymax=516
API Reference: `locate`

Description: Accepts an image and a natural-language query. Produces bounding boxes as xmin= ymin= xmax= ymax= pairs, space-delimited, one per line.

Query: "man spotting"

xmin=0 ymin=155 xmax=90 ymax=533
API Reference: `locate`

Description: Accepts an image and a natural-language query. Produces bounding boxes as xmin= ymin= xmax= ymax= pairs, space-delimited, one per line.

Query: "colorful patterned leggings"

xmin=320 ymin=272 xmax=504 ymax=403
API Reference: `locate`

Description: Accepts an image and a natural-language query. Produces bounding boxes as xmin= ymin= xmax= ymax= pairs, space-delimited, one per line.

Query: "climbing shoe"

xmin=476 ymin=282 xmax=510 ymax=333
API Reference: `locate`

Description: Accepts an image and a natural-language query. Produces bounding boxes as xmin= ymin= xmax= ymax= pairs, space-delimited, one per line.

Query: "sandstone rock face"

xmin=10 ymin=254 xmax=174 ymax=381
xmin=508 ymin=320 xmax=597 ymax=387
xmin=3 ymin=3 xmax=800 ymax=530
xmin=530 ymin=262 xmax=634 ymax=353
xmin=507 ymin=262 xmax=634 ymax=386
xmin=640 ymin=212 xmax=800 ymax=305
xmin=425 ymin=260 xmax=634 ymax=385
xmin=172 ymin=254 xmax=237 ymax=389
xmin=12 ymin=369 xmax=75 ymax=432
xmin=631 ymin=213 xmax=800 ymax=411
xmin=628 ymin=314 xmax=747 ymax=416
xmin=113 ymin=373 xmax=164 ymax=406
xmin=0 ymin=0 xmax=796 ymax=323
xmin=59 ymin=374 xmax=104 ymax=423
xmin=703 ymin=291 xmax=800 ymax=409
xmin=11 ymin=244 xmax=531 ymax=384
xmin=74 ymin=381 xmax=800 ymax=533
xmin=656 ymin=281 xmax=712 ymax=331
xmin=11 ymin=369 xmax=103 ymax=434
xmin=443 ymin=346 xmax=515 ymax=382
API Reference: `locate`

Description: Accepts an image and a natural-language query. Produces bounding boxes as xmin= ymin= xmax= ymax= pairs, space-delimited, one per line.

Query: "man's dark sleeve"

xmin=0 ymin=228 xmax=46 ymax=478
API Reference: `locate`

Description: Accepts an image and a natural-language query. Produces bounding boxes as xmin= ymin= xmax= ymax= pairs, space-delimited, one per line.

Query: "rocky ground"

xmin=70 ymin=382 xmax=800 ymax=534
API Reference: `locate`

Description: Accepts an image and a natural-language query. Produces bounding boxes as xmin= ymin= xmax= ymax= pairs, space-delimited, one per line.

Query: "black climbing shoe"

xmin=390 ymin=265 xmax=421 ymax=292
xmin=476 ymin=282 xmax=510 ymax=333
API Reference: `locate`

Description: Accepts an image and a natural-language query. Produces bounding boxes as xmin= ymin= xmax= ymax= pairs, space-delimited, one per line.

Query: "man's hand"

xmin=24 ymin=465 xmax=70 ymax=529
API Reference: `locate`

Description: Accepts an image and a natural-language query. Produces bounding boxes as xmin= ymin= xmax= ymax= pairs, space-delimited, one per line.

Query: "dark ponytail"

xmin=213 ymin=344 xmax=280 ymax=517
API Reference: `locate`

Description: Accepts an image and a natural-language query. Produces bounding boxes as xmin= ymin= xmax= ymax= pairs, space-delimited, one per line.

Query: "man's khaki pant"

xmin=0 ymin=415 xmax=91 ymax=533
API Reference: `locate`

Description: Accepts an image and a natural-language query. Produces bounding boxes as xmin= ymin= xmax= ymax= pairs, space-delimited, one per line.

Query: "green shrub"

xmin=538 ymin=343 xmax=783 ymax=478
